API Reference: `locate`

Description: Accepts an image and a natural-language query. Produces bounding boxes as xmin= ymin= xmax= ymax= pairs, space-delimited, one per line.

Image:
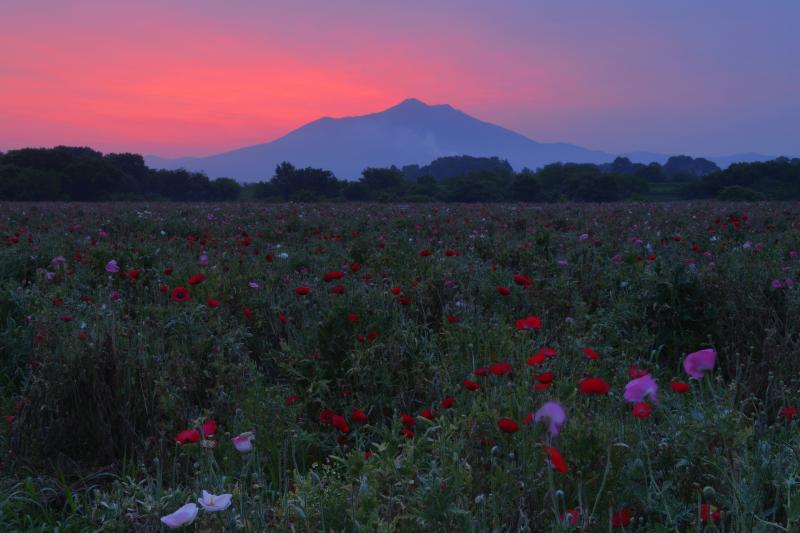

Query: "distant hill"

xmin=146 ymin=98 xmax=615 ymax=181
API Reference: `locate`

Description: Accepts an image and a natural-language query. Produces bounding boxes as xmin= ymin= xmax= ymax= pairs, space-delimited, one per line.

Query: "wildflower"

xmin=295 ymin=287 xmax=311 ymax=296
xmin=579 ymin=377 xmax=610 ymax=395
xmin=513 ymin=274 xmax=533 ymax=287
xmin=420 ymin=408 xmax=435 ymax=420
xmin=331 ymin=414 xmax=350 ymax=434
xmin=464 ymin=379 xmax=480 ymax=391
xmin=188 ymin=273 xmax=205 ymax=285
xmin=440 ymin=396 xmax=455 ymax=409
xmin=771 ymin=279 xmax=783 ymax=289
xmin=628 ymin=365 xmax=649 ymax=379
xmin=490 ymin=361 xmax=512 ymax=376
xmin=201 ymin=419 xmax=217 ymax=438
xmin=319 ymin=409 xmax=335 ymax=425
xmin=781 ymin=405 xmax=797 ymax=420
xmin=400 ymin=413 xmax=416 ymax=426
xmin=171 ymin=287 xmax=190 ymax=302
xmin=474 ymin=366 xmax=489 ymax=377
xmin=537 ymin=371 xmax=555 ymax=384
xmin=198 ymin=254 xmax=209 ymax=266
xmin=534 ymin=401 xmax=567 ymax=438
xmin=623 ymin=374 xmax=658 ymax=403
xmin=683 ymin=348 xmax=716 ymax=379
xmin=351 ymin=409 xmax=369 ymax=423
xmin=561 ymin=508 xmax=580 ymax=526
xmin=206 ymin=298 xmax=220 ymax=308
xmin=419 ymin=248 xmax=432 ymax=257
xmin=515 ymin=316 xmax=541 ymax=331
xmin=231 ymin=432 xmax=255 ymax=453
xmin=331 ymin=285 xmax=345 ymax=294
xmin=612 ymin=507 xmax=631 ymax=528
xmin=583 ymin=347 xmax=600 ymax=360
xmin=402 ymin=428 xmax=415 ymax=438
xmin=496 ymin=286 xmax=512 ymax=296
xmin=670 ymin=381 xmax=690 ymax=393
xmin=631 ymin=402 xmax=652 ymax=418
xmin=197 ymin=490 xmax=232 ymax=512
xmin=160 ymin=503 xmax=199 ymax=529
xmin=700 ymin=503 xmax=721 ymax=523
xmin=323 ymin=271 xmax=344 ymax=282
xmin=105 ymin=259 xmax=120 ymax=273
xmin=544 ymin=446 xmax=568 ymax=473
xmin=174 ymin=429 xmax=201 ymax=445
xmin=497 ymin=418 xmax=519 ymax=433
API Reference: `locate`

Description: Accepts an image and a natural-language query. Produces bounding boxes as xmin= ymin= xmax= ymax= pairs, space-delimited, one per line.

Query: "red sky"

xmin=2 ymin=1 xmax=798 ymax=157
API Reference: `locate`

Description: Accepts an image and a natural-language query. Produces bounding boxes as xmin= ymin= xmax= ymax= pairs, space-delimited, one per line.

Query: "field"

xmin=1 ymin=201 xmax=799 ymax=531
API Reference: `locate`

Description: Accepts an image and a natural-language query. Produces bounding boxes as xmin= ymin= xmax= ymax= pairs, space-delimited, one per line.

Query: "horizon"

xmin=2 ymin=1 xmax=799 ymax=159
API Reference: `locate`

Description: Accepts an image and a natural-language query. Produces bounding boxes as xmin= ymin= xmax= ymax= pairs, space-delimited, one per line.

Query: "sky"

xmin=1 ymin=0 xmax=798 ymax=158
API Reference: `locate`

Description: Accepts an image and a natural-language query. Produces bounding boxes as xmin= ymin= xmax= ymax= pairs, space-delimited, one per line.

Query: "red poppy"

xmin=206 ymin=298 xmax=220 ymax=308
xmin=319 ymin=408 xmax=335 ymax=425
xmin=347 ymin=312 xmax=360 ymax=323
xmin=420 ymin=408 xmax=435 ymax=420
xmin=159 ymin=284 xmax=168 ymax=293
xmin=366 ymin=331 xmax=379 ymax=341
xmin=527 ymin=353 xmax=545 ymax=366
xmin=515 ymin=316 xmax=541 ymax=331
xmin=171 ymin=286 xmax=190 ymax=302
xmin=201 ymin=419 xmax=217 ymax=438
xmin=612 ymin=508 xmax=631 ymax=528
xmin=463 ymin=379 xmax=480 ymax=391
xmin=402 ymin=428 xmax=415 ymax=438
xmin=544 ymin=446 xmax=568 ymax=473
xmin=561 ymin=508 xmax=580 ymax=526
xmin=521 ymin=412 xmax=533 ymax=425
xmin=781 ymin=405 xmax=797 ymax=420
xmin=534 ymin=382 xmax=551 ymax=391
xmin=364 ymin=450 xmax=373 ymax=460
xmin=174 ymin=429 xmax=201 ymax=445
xmin=670 ymin=381 xmax=690 ymax=393
xmin=398 ymin=296 xmax=411 ymax=305
xmin=331 ymin=414 xmax=350 ymax=434
xmin=579 ymin=377 xmax=610 ymax=395
xmin=445 ymin=249 xmax=458 ymax=256
xmin=244 ymin=306 xmax=252 ymax=320
xmin=351 ymin=409 xmax=369 ymax=423
xmin=286 ymin=395 xmax=300 ymax=406
xmin=390 ymin=286 xmax=401 ymax=295
xmin=188 ymin=273 xmax=205 ymax=285
xmin=583 ymin=347 xmax=600 ymax=360
xmin=164 ymin=267 xmax=173 ymax=275
xmin=350 ymin=262 xmax=361 ymax=272
xmin=331 ymin=285 xmax=345 ymax=294
xmin=323 ymin=271 xmax=344 ymax=282
xmin=6 ymin=415 xmax=16 ymax=424
xmin=496 ymin=285 xmax=512 ymax=296
xmin=419 ymin=248 xmax=432 ymax=257
xmin=513 ymin=274 xmax=532 ymax=287
xmin=628 ymin=365 xmax=649 ymax=379
xmin=537 ymin=371 xmax=555 ymax=384
xmin=631 ymin=402 xmax=652 ymax=418
xmin=295 ymin=287 xmax=310 ymax=296
xmin=440 ymin=396 xmax=455 ymax=409
xmin=127 ymin=269 xmax=140 ymax=280
xmin=400 ymin=413 xmax=416 ymax=426
xmin=497 ymin=418 xmax=519 ymax=434
xmin=490 ymin=362 xmax=512 ymax=376
xmin=474 ymin=366 xmax=490 ymax=377
xmin=446 ymin=315 xmax=460 ymax=324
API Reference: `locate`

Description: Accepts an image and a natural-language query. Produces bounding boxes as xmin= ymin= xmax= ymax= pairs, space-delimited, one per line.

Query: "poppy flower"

xmin=400 ymin=413 xmax=416 ymax=426
xmin=197 ymin=490 xmax=232 ymax=512
xmin=612 ymin=508 xmax=631 ymax=528
xmin=628 ymin=365 xmax=649 ymax=379
xmin=206 ymin=298 xmax=220 ymax=308
xmin=623 ymin=374 xmax=658 ymax=403
xmin=446 ymin=315 xmax=460 ymax=324
xmin=683 ymin=348 xmax=716 ymax=379
xmin=323 ymin=271 xmax=344 ymax=282
xmin=244 ymin=306 xmax=252 ymax=320
xmin=232 ymin=432 xmax=255 ymax=453
xmin=781 ymin=405 xmax=797 ymax=420
xmin=161 ymin=503 xmax=199 ymax=529
xmin=347 ymin=312 xmax=360 ymax=323
xmin=398 ymin=296 xmax=411 ymax=305
xmin=201 ymin=419 xmax=217 ymax=438
xmin=319 ymin=408 xmax=335 ymax=425
xmin=350 ymin=263 xmax=361 ymax=272
xmin=331 ymin=414 xmax=350 ymax=434
xmin=537 ymin=371 xmax=555 ymax=384
xmin=579 ymin=377 xmax=610 ymax=395
xmin=366 ymin=331 xmax=379 ymax=341
xmin=420 ymin=408 xmax=435 ymax=420
xmin=159 ymin=284 xmax=168 ymax=293
xmin=174 ymin=429 xmax=201 ymax=445
xmin=295 ymin=287 xmax=311 ymax=296
xmin=561 ymin=508 xmax=580 ymax=526
xmin=631 ymin=402 xmax=652 ymax=418
xmin=127 ymin=269 xmax=140 ymax=280
xmin=440 ymin=397 xmax=455 ymax=409
xmin=364 ymin=450 xmax=373 ymax=460
xmin=513 ymin=274 xmax=533 ymax=287
xmin=534 ymin=382 xmax=551 ymax=391
xmin=670 ymin=381 xmax=690 ymax=394
xmin=419 ymin=248 xmax=432 ymax=257
xmin=171 ymin=287 xmax=190 ymax=302
xmin=700 ymin=503 xmax=721 ymax=523
xmin=163 ymin=267 xmax=173 ymax=275
xmin=331 ymin=285 xmax=345 ymax=294
xmin=544 ymin=446 xmax=568 ymax=473
xmin=351 ymin=409 xmax=369 ymax=423
xmin=496 ymin=286 xmax=512 ymax=296
xmin=521 ymin=412 xmax=534 ymax=425
xmin=464 ymin=379 xmax=480 ymax=391
xmin=188 ymin=274 xmax=205 ymax=286
xmin=285 ymin=395 xmax=300 ymax=406
xmin=534 ymin=401 xmax=567 ymax=438
xmin=402 ymin=428 xmax=415 ymax=438
xmin=583 ymin=347 xmax=600 ymax=360
xmin=515 ymin=316 xmax=541 ymax=331
xmin=390 ymin=286 xmax=401 ymax=295
xmin=490 ymin=362 xmax=512 ymax=376
xmin=497 ymin=418 xmax=519 ymax=433
xmin=527 ymin=353 xmax=545 ymax=366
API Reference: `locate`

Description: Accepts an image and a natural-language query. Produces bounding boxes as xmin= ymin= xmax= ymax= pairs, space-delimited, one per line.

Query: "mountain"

xmin=146 ymin=98 xmax=616 ymax=181
xmin=622 ymin=151 xmax=779 ymax=168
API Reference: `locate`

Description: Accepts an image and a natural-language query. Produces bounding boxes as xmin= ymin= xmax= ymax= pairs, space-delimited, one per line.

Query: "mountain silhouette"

xmin=146 ymin=98 xmax=616 ymax=181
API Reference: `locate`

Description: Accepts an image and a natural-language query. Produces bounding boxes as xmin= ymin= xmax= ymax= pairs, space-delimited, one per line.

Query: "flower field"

xmin=1 ymin=201 xmax=799 ymax=531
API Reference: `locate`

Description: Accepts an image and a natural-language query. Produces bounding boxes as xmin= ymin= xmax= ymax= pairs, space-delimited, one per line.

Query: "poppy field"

xmin=1 ymin=201 xmax=800 ymax=531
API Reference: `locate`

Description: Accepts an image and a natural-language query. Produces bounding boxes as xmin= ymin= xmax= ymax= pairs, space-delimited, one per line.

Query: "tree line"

xmin=1 ymin=146 xmax=798 ymax=202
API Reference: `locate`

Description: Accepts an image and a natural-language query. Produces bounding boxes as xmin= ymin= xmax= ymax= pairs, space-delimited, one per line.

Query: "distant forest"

xmin=1 ymin=146 xmax=799 ymax=202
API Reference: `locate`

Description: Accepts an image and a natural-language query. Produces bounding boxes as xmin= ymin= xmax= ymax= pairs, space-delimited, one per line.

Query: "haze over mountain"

xmin=146 ymin=99 xmax=777 ymax=181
